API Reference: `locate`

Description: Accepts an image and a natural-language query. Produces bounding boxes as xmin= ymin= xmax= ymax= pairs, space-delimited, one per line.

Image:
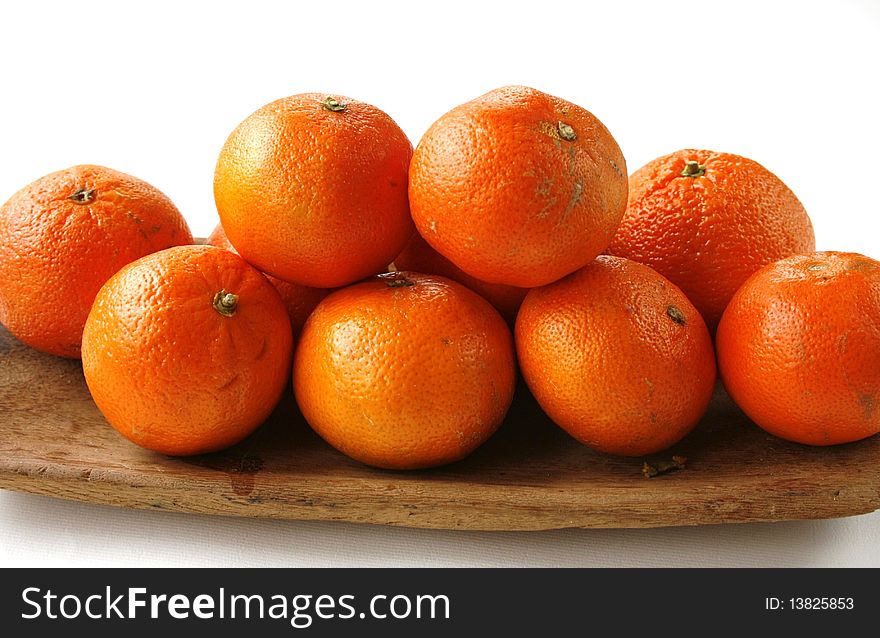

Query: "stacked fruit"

xmin=1 ymin=86 xmax=878 ymax=469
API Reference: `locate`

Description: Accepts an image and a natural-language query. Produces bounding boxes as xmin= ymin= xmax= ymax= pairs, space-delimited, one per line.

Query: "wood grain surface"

xmin=1 ymin=324 xmax=879 ymax=530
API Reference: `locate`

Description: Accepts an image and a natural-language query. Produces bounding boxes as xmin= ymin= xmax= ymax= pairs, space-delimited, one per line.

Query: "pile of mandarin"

xmin=1 ymin=86 xmax=878 ymax=470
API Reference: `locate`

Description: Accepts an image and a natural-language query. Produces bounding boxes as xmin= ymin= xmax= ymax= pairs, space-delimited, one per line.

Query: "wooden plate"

xmin=1 ymin=324 xmax=878 ymax=530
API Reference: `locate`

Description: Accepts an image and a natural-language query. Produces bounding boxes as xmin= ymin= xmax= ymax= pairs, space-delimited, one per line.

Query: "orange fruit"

xmin=206 ymin=224 xmax=328 ymax=335
xmin=392 ymin=232 xmax=528 ymax=324
xmin=717 ymin=251 xmax=880 ymax=446
xmin=608 ymin=149 xmax=815 ymax=332
xmin=409 ymin=85 xmax=627 ymax=288
xmin=293 ymin=271 xmax=516 ymax=469
xmin=516 ymin=255 xmax=716 ymax=456
xmin=0 ymin=165 xmax=192 ymax=358
xmin=214 ymin=93 xmax=413 ymax=288
xmin=82 ymin=245 xmax=293 ymax=456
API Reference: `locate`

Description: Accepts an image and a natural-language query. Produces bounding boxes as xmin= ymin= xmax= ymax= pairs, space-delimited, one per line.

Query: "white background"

xmin=1 ymin=0 xmax=879 ymax=567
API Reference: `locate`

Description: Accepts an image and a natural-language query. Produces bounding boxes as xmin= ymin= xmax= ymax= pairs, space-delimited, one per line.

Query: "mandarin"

xmin=214 ymin=93 xmax=413 ymax=288
xmin=82 ymin=245 xmax=292 ymax=456
xmin=516 ymin=255 xmax=716 ymax=456
xmin=608 ymin=149 xmax=815 ymax=332
xmin=717 ymin=252 xmax=880 ymax=446
xmin=0 ymin=165 xmax=192 ymax=358
xmin=409 ymin=85 xmax=627 ymax=288
xmin=293 ymin=271 xmax=516 ymax=469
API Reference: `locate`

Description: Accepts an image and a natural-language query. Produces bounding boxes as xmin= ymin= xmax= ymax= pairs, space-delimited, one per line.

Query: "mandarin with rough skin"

xmin=609 ymin=149 xmax=815 ymax=332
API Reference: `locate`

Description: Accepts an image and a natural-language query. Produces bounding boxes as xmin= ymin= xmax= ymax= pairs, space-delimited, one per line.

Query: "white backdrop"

xmin=1 ymin=0 xmax=879 ymax=567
